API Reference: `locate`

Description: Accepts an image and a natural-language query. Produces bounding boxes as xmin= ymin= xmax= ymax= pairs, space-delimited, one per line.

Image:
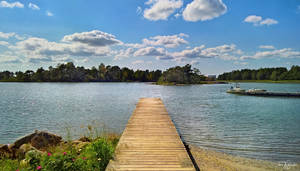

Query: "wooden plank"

xmin=106 ymin=98 xmax=195 ymax=171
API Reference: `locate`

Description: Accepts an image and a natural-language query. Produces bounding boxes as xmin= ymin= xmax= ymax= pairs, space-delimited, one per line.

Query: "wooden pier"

xmin=106 ymin=98 xmax=196 ymax=171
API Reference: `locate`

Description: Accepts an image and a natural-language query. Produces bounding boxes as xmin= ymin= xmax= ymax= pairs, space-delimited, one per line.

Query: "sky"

xmin=0 ymin=0 xmax=300 ymax=75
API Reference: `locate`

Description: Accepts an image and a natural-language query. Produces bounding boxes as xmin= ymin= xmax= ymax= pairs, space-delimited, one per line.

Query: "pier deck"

xmin=106 ymin=98 xmax=195 ymax=171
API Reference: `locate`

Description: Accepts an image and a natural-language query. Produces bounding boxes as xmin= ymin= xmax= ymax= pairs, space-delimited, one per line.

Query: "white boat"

xmin=227 ymin=83 xmax=246 ymax=93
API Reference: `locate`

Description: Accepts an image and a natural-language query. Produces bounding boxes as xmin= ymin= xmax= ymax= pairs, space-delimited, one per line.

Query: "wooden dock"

xmin=106 ymin=98 xmax=196 ymax=171
xmin=227 ymin=91 xmax=300 ymax=97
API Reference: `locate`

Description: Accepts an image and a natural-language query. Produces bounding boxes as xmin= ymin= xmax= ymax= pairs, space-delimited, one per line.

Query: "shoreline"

xmin=189 ymin=144 xmax=300 ymax=171
xmin=219 ymin=80 xmax=300 ymax=84
xmin=2 ymin=130 xmax=300 ymax=171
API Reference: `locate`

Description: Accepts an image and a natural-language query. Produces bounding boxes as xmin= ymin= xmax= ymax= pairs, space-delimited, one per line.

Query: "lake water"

xmin=0 ymin=82 xmax=300 ymax=163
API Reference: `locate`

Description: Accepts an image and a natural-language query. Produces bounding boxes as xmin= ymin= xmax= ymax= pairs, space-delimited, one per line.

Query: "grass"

xmin=0 ymin=125 xmax=119 ymax=171
xmin=219 ymin=80 xmax=300 ymax=84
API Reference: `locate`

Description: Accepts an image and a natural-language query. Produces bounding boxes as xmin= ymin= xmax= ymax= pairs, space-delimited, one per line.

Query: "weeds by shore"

xmin=0 ymin=125 xmax=119 ymax=171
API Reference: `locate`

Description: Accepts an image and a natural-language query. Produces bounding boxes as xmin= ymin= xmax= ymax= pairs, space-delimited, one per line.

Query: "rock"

xmin=0 ymin=144 xmax=12 ymax=158
xmin=30 ymin=131 xmax=62 ymax=149
xmin=78 ymin=136 xmax=91 ymax=142
xmin=8 ymin=131 xmax=37 ymax=150
xmin=7 ymin=130 xmax=62 ymax=158
xmin=16 ymin=144 xmax=38 ymax=159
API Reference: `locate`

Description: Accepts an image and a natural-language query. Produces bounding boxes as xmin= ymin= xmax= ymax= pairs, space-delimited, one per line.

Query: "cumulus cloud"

xmin=244 ymin=15 xmax=278 ymax=26
xmin=241 ymin=48 xmax=300 ymax=60
xmin=62 ymin=30 xmax=122 ymax=47
xmin=46 ymin=11 xmax=53 ymax=16
xmin=244 ymin=15 xmax=262 ymax=23
xmin=144 ymin=0 xmax=183 ymax=21
xmin=182 ymin=0 xmax=227 ymax=22
xmin=114 ymin=48 xmax=135 ymax=60
xmin=9 ymin=33 xmax=114 ymax=63
xmin=0 ymin=32 xmax=16 ymax=39
xmin=134 ymin=47 xmax=166 ymax=57
xmin=260 ymin=18 xmax=278 ymax=26
xmin=0 ymin=1 xmax=23 ymax=8
xmin=0 ymin=53 xmax=22 ymax=64
xmin=0 ymin=32 xmax=26 ymax=40
xmin=28 ymin=3 xmax=40 ymax=10
xmin=142 ymin=33 xmax=188 ymax=48
xmin=172 ymin=45 xmax=205 ymax=59
xmin=259 ymin=45 xmax=275 ymax=49
xmin=171 ymin=44 xmax=239 ymax=60
xmin=0 ymin=41 xmax=9 ymax=46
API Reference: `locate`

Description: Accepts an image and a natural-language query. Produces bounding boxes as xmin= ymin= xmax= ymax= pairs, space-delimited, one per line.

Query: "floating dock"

xmin=227 ymin=91 xmax=300 ymax=97
xmin=106 ymin=98 xmax=196 ymax=171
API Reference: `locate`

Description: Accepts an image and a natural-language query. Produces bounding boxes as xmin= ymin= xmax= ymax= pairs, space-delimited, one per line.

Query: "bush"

xmin=1 ymin=135 xmax=118 ymax=171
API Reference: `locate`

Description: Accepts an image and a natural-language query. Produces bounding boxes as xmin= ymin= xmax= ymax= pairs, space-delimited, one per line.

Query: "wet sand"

xmin=189 ymin=145 xmax=300 ymax=171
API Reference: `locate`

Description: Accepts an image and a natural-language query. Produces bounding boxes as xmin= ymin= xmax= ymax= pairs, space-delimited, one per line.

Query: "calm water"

xmin=0 ymin=82 xmax=300 ymax=162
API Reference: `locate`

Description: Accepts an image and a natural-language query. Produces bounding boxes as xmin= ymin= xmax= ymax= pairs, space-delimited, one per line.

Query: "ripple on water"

xmin=0 ymin=82 xmax=300 ymax=162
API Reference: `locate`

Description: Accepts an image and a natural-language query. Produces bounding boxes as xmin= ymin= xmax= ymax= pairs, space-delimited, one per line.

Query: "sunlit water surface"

xmin=0 ymin=82 xmax=299 ymax=162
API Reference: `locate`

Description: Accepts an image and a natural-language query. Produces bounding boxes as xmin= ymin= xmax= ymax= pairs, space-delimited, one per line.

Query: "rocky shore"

xmin=0 ymin=130 xmax=90 ymax=159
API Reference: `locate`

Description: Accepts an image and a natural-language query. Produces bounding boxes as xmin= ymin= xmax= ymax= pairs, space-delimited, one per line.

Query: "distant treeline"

xmin=218 ymin=66 xmax=300 ymax=81
xmin=0 ymin=63 xmax=208 ymax=84
xmin=0 ymin=62 xmax=162 ymax=82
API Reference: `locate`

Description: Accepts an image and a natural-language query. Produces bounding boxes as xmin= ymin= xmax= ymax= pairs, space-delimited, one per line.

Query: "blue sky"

xmin=0 ymin=0 xmax=300 ymax=75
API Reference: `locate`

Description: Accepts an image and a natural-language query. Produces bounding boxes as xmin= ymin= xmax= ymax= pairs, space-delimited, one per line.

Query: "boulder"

xmin=9 ymin=130 xmax=62 ymax=152
xmin=16 ymin=144 xmax=38 ymax=159
xmin=0 ymin=144 xmax=12 ymax=158
xmin=78 ymin=136 xmax=91 ymax=142
xmin=30 ymin=131 xmax=62 ymax=149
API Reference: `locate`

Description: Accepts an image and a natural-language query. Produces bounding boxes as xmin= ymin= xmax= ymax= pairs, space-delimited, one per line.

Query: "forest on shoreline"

xmin=1 ymin=63 xmax=300 ymax=83
xmin=218 ymin=66 xmax=300 ymax=81
xmin=0 ymin=62 xmax=206 ymax=84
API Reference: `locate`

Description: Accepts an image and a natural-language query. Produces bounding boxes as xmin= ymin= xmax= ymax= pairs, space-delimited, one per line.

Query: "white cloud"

xmin=241 ymin=48 xmax=300 ymax=60
xmin=0 ymin=32 xmax=15 ymax=39
xmin=260 ymin=18 xmax=278 ymax=26
xmin=244 ymin=15 xmax=262 ymax=24
xmin=28 ymin=3 xmax=40 ymax=10
xmin=172 ymin=45 xmax=205 ymax=59
xmin=142 ymin=33 xmax=188 ymax=48
xmin=259 ymin=45 xmax=275 ymax=49
xmin=132 ymin=60 xmax=144 ymax=65
xmin=62 ymin=30 xmax=122 ymax=47
xmin=46 ymin=11 xmax=53 ymax=16
xmin=174 ymin=13 xmax=181 ymax=18
xmin=0 ymin=52 xmax=22 ymax=64
xmin=114 ymin=48 xmax=135 ymax=60
xmin=0 ymin=1 xmax=24 ymax=8
xmin=244 ymin=15 xmax=278 ymax=26
xmin=0 ymin=32 xmax=26 ymax=40
xmin=9 ymin=30 xmax=118 ymax=63
xmin=182 ymin=0 xmax=227 ymax=22
xmin=134 ymin=47 xmax=166 ymax=57
xmin=171 ymin=44 xmax=239 ymax=60
xmin=144 ymin=0 xmax=183 ymax=21
xmin=0 ymin=41 xmax=9 ymax=46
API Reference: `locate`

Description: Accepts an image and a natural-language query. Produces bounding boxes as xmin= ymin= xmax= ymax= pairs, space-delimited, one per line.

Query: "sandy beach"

xmin=190 ymin=145 xmax=300 ymax=171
